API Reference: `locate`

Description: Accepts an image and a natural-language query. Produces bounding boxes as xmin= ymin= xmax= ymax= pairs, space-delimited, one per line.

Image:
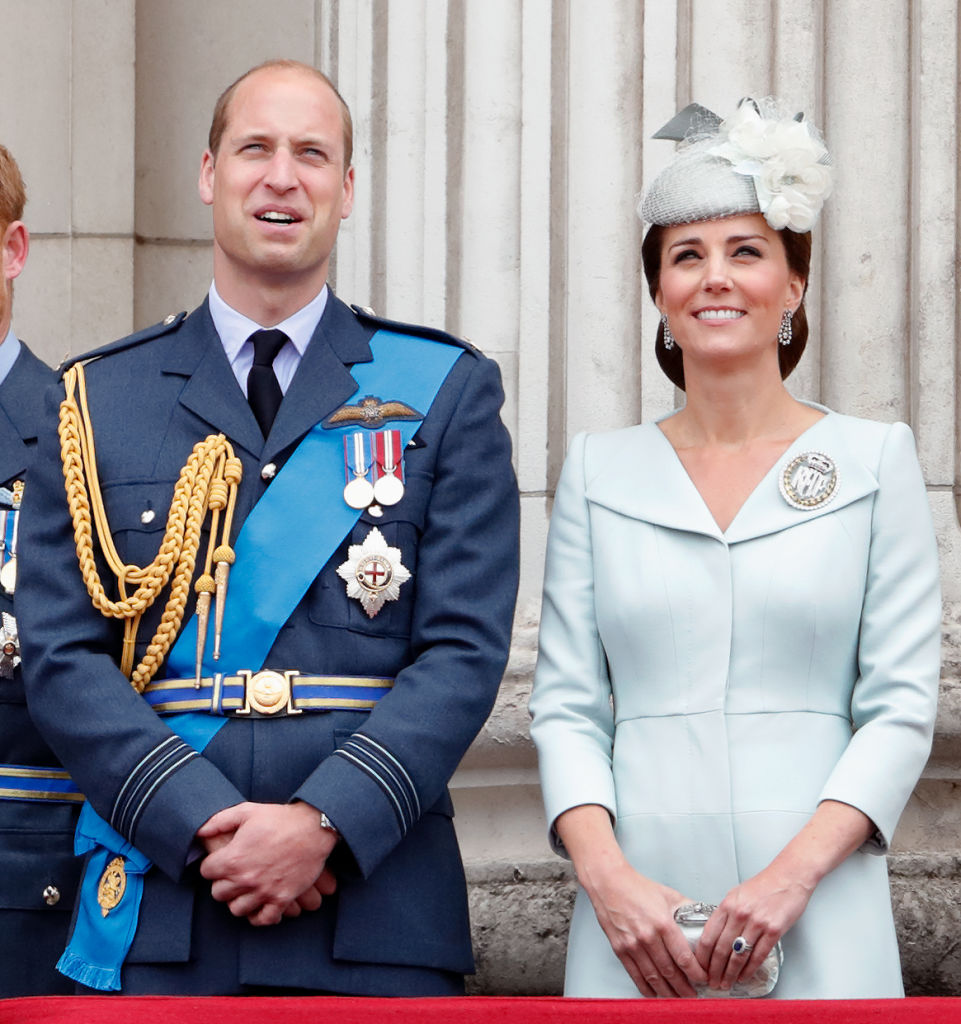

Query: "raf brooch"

xmin=337 ymin=526 xmax=411 ymax=618
xmin=779 ymin=451 xmax=839 ymax=510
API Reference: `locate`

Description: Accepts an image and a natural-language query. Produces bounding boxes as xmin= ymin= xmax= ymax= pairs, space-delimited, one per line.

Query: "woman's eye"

xmin=734 ymin=245 xmax=762 ymax=258
xmin=672 ymin=249 xmax=699 ymax=264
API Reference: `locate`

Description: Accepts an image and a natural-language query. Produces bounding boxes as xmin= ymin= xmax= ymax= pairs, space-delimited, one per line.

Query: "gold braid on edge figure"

xmin=58 ymin=362 xmax=242 ymax=692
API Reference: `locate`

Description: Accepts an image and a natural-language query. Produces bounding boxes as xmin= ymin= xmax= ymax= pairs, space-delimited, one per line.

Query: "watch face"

xmin=319 ymin=813 xmax=338 ymax=834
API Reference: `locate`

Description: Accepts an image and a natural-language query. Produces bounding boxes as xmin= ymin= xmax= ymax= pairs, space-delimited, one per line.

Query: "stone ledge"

xmin=467 ymin=860 xmax=575 ymax=996
xmin=465 ymin=854 xmax=961 ymax=996
xmin=890 ymin=853 xmax=961 ymax=995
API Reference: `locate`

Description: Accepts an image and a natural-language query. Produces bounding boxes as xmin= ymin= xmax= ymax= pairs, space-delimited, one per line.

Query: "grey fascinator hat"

xmin=639 ymin=97 xmax=833 ymax=233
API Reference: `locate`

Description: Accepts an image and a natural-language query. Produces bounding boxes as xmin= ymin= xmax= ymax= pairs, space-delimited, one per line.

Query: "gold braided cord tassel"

xmin=59 ymin=363 xmax=242 ymax=693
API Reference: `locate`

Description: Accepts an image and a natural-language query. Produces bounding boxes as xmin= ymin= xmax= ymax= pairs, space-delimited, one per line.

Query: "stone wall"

xmin=1 ymin=0 xmax=959 ymax=996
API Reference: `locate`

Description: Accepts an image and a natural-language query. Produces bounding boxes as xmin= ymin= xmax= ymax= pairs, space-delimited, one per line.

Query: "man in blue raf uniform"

xmin=17 ymin=60 xmax=518 ymax=995
xmin=0 ymin=143 xmax=83 ymax=995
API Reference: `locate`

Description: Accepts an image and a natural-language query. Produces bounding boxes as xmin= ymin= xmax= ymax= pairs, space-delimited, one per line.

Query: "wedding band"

xmin=732 ymin=936 xmax=754 ymax=954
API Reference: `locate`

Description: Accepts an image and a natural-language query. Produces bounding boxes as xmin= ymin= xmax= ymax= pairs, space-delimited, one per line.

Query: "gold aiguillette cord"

xmin=59 ymin=363 xmax=242 ymax=693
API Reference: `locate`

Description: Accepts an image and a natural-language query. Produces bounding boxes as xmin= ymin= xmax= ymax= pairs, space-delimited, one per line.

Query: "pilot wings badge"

xmin=336 ymin=527 xmax=411 ymax=618
xmin=324 ymin=395 xmax=422 ymax=430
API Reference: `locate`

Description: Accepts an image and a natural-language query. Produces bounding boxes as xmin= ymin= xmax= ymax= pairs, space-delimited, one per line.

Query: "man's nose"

xmin=264 ymin=147 xmax=297 ymax=191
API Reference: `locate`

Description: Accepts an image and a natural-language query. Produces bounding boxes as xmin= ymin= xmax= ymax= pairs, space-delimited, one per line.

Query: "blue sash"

xmin=59 ymin=329 xmax=462 ymax=990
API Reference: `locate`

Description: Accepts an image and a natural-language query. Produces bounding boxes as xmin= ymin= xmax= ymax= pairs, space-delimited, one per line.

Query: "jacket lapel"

xmin=262 ymin=293 xmax=374 ymax=464
xmin=0 ymin=343 xmax=54 ymax=485
xmin=0 ymin=411 xmax=26 ymax=487
xmin=166 ymin=295 xmax=375 ymax=464
xmin=164 ymin=301 xmax=265 ymax=458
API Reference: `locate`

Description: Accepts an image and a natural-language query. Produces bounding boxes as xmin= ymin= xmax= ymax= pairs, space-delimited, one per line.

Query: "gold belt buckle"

xmin=236 ymin=670 xmax=302 ymax=716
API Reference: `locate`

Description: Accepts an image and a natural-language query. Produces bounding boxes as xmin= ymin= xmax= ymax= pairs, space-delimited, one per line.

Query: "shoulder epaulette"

xmin=57 ymin=311 xmax=188 ymax=376
xmin=350 ymin=304 xmax=480 ymax=356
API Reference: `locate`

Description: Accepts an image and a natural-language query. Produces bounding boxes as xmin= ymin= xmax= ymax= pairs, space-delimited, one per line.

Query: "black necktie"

xmin=246 ymin=329 xmax=288 ymax=436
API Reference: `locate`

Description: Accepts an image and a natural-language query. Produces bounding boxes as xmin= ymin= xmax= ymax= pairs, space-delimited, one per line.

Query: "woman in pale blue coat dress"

xmin=529 ymin=99 xmax=941 ymax=1000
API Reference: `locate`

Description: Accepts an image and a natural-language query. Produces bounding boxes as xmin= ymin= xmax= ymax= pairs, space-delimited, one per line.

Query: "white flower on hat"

xmin=708 ymin=100 xmax=833 ymax=232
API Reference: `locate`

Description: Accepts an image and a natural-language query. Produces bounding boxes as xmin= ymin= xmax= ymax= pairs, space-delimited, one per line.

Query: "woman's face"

xmin=655 ymin=213 xmax=803 ymax=373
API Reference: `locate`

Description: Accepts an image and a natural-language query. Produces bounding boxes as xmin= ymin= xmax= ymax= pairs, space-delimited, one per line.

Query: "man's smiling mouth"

xmin=257 ymin=211 xmax=299 ymax=224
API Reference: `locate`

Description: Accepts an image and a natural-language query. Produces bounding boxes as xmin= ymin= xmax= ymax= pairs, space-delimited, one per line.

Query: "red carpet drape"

xmin=1 ymin=996 xmax=958 ymax=1023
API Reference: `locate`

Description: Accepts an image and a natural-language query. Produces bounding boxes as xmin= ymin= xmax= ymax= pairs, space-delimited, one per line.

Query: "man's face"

xmin=198 ymin=67 xmax=354 ymax=297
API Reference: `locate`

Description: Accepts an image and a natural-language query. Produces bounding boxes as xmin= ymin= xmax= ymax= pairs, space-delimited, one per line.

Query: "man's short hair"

xmin=207 ymin=59 xmax=353 ymax=171
xmin=0 ymin=144 xmax=26 ymax=229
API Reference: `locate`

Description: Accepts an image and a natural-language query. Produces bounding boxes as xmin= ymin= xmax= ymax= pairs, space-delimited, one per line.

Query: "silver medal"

xmin=343 ymin=476 xmax=375 ymax=510
xmin=0 ymin=558 xmax=15 ymax=596
xmin=1 ymin=507 xmax=18 ymax=594
xmin=343 ymin=431 xmax=375 ymax=509
xmin=779 ymin=451 xmax=839 ymax=510
xmin=373 ymin=473 xmax=404 ymax=507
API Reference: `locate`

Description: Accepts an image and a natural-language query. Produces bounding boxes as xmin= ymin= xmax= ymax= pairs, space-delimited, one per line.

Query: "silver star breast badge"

xmin=336 ymin=526 xmax=412 ymax=618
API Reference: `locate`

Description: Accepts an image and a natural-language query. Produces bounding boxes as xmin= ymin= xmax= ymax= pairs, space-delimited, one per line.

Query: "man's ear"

xmin=1 ymin=221 xmax=29 ymax=282
xmin=198 ymin=150 xmax=216 ymax=207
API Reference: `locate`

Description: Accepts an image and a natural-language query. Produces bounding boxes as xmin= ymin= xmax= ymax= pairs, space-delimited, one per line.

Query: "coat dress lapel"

xmin=585 ymin=412 xmax=881 ymax=545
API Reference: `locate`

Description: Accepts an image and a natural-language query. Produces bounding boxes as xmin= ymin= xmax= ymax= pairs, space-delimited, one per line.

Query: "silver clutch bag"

xmin=673 ymin=902 xmax=782 ymax=998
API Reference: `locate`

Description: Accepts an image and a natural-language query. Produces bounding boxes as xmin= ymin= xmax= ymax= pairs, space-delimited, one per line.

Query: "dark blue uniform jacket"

xmin=16 ymin=295 xmax=519 ymax=994
xmin=1 ymin=342 xmax=81 ymax=996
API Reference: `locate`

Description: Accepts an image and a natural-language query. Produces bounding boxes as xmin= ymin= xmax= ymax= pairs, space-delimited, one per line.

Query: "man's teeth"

xmin=696 ymin=309 xmax=744 ymax=320
xmin=258 ymin=212 xmax=296 ymax=223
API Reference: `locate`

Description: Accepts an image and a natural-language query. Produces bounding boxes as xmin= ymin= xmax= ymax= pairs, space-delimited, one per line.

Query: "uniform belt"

xmin=142 ymin=670 xmax=395 ymax=717
xmin=0 ymin=764 xmax=85 ymax=803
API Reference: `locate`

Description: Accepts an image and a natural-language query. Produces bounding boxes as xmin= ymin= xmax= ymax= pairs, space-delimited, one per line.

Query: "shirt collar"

xmin=207 ymin=282 xmax=329 ymax=359
xmin=0 ymin=327 xmax=21 ymax=388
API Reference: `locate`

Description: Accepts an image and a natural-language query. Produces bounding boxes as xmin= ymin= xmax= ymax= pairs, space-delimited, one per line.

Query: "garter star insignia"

xmin=337 ymin=527 xmax=411 ymax=618
xmin=779 ymin=451 xmax=839 ymax=510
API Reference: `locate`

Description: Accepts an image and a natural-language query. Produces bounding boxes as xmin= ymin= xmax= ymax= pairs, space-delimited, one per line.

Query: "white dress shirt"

xmin=207 ymin=282 xmax=329 ymax=397
xmin=0 ymin=328 xmax=20 ymax=388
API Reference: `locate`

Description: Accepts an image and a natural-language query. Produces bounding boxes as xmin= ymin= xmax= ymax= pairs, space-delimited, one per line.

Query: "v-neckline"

xmin=654 ymin=408 xmax=832 ymax=537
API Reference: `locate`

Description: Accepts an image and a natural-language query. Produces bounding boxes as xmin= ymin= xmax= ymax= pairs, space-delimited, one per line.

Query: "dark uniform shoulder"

xmin=58 ymin=312 xmax=188 ymax=376
xmin=349 ymin=304 xmax=480 ymax=356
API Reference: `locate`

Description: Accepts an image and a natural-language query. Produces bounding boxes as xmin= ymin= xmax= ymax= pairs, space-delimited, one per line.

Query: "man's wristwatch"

xmin=319 ymin=812 xmax=339 ymax=837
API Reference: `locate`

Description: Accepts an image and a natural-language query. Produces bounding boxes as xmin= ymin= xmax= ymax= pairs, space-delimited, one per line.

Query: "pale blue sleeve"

xmin=529 ymin=433 xmax=617 ymax=854
xmin=818 ymin=421 xmax=942 ymax=851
